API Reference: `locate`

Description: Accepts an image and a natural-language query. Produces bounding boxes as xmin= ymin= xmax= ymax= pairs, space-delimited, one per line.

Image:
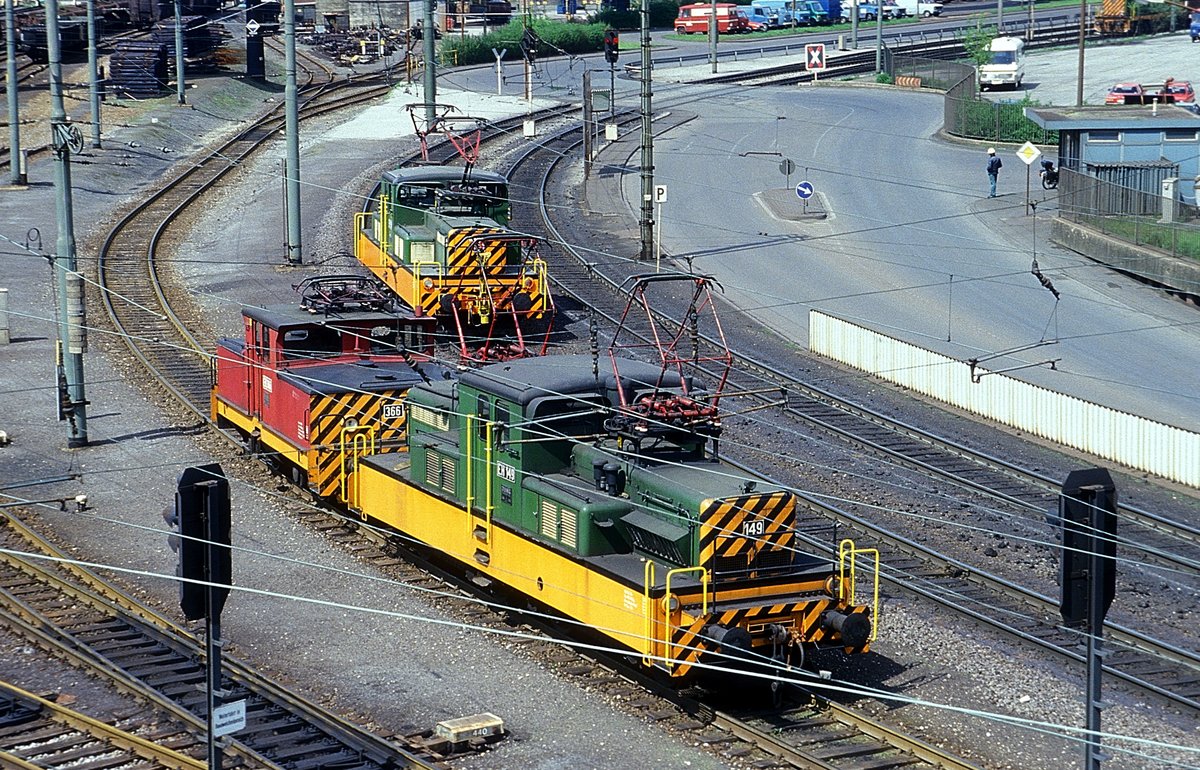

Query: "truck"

xmin=978 ymin=36 xmax=1025 ymax=90
xmin=893 ymin=0 xmax=942 ymax=16
xmin=753 ymin=0 xmax=831 ymax=25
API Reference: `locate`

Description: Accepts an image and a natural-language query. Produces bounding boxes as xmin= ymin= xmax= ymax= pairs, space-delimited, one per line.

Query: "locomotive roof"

xmin=279 ymin=359 xmax=434 ymax=396
xmin=460 ymin=354 xmax=685 ymax=406
xmin=381 ymin=166 xmax=508 ymax=186
xmin=242 ymin=304 xmax=426 ymax=330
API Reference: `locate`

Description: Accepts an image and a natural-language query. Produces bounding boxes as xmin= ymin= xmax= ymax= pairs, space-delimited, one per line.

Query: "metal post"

xmin=639 ymin=0 xmax=654 ymax=262
xmin=609 ymin=62 xmax=615 ymax=116
xmin=708 ymin=0 xmax=717 ymax=73
xmin=655 ymin=198 xmax=662 ymax=272
xmin=524 ymin=58 xmax=532 ymax=101
xmin=283 ymin=0 xmax=301 ymax=264
xmin=173 ymin=0 xmax=185 ymax=105
xmin=874 ymin=2 xmax=882 ymax=73
xmin=423 ymin=0 xmax=436 ymax=126
xmin=851 ymin=0 xmax=858 ymax=48
xmin=582 ymin=69 xmax=592 ymax=177
xmin=0 ymin=288 xmax=9 ymax=344
xmin=1075 ymin=0 xmax=1085 ymax=107
xmin=46 ymin=0 xmax=88 ymax=447
xmin=202 ymin=480 xmax=224 ymax=770
xmin=996 ymin=0 xmax=1003 ymax=31
xmin=1083 ymin=500 xmax=1106 ymax=770
xmin=5 ymin=0 xmax=25 ymax=185
xmin=86 ymin=0 xmax=101 ymax=147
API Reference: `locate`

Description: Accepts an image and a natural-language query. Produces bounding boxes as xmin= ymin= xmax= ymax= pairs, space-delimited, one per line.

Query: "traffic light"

xmin=603 ymin=28 xmax=619 ymax=64
xmin=170 ymin=464 xmax=233 ymax=622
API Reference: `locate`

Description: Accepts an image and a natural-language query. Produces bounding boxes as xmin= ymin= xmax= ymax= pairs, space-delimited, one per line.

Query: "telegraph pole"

xmin=5 ymin=0 xmax=25 ymax=185
xmin=46 ymin=0 xmax=89 ymax=447
xmin=423 ymin=0 xmax=437 ymax=126
xmin=638 ymin=0 xmax=654 ymax=262
xmin=874 ymin=1 xmax=883 ymax=72
xmin=86 ymin=0 xmax=101 ymax=147
xmin=708 ymin=0 xmax=717 ymax=73
xmin=283 ymin=0 xmax=302 ymax=264
xmin=173 ymin=0 xmax=185 ymax=104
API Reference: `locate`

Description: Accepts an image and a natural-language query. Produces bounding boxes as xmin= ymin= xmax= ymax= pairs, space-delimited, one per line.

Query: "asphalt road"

xmin=583 ymin=34 xmax=1200 ymax=433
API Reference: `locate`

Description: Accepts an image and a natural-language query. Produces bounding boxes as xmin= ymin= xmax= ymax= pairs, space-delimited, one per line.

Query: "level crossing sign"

xmin=805 ymin=43 xmax=826 ymax=71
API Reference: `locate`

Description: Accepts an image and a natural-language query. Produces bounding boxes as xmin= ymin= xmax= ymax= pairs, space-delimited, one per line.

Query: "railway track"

xmin=0 ymin=680 xmax=206 ymax=769
xmin=0 ymin=513 xmax=444 ymax=769
xmin=509 ymin=103 xmax=1200 ymax=716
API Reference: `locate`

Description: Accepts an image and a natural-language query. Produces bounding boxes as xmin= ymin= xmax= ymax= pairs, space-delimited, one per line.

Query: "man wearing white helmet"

xmin=986 ymin=147 xmax=1002 ymax=198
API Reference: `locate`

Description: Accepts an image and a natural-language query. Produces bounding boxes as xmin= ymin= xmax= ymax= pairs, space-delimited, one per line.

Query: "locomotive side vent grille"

xmin=560 ymin=508 xmax=577 ymax=549
xmin=541 ymin=499 xmax=558 ymax=540
xmin=628 ymin=528 xmax=684 ymax=565
xmin=410 ymin=404 xmax=449 ymax=431
xmin=426 ymin=451 xmax=456 ymax=493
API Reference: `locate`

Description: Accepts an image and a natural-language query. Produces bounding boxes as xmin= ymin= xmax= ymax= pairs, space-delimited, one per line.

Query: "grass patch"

xmin=1083 ymin=216 xmax=1200 ymax=262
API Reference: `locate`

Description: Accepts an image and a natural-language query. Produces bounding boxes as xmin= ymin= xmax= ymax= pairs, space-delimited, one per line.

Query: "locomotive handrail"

xmin=664 ymin=566 xmax=709 ymax=672
xmin=642 ymin=560 xmax=657 ymax=667
xmin=838 ymin=539 xmax=880 ymax=642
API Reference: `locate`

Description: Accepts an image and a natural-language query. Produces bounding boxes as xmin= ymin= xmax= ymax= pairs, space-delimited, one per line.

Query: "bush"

xmin=955 ymin=94 xmax=1057 ymax=144
xmin=442 ymin=19 xmax=609 ymax=66
xmin=875 ymin=72 xmax=893 ymax=84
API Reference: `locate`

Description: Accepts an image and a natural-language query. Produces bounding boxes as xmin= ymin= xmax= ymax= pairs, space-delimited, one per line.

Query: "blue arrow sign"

xmin=795 ymin=181 xmax=815 ymax=200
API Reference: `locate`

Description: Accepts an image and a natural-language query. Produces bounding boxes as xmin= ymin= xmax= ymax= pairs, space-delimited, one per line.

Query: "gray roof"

xmin=1025 ymin=105 xmax=1200 ymax=131
xmin=460 ymin=354 xmax=686 ymax=407
xmin=380 ymin=166 xmax=507 ymax=186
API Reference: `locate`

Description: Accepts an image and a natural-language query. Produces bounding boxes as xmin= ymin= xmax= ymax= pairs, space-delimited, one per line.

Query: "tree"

xmin=962 ymin=24 xmax=997 ymax=68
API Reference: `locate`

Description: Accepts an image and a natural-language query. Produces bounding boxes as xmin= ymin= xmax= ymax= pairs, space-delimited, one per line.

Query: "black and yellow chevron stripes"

xmin=699 ymin=491 xmax=795 ymax=570
xmin=446 ymin=226 xmax=508 ymax=275
xmin=664 ymin=600 xmax=872 ymax=674
xmin=308 ymin=391 xmax=407 ymax=498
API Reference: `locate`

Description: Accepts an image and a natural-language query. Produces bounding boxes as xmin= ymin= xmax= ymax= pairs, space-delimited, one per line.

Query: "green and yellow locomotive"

xmin=354 ymin=167 xmax=553 ymax=362
xmin=349 ymin=328 xmax=878 ymax=677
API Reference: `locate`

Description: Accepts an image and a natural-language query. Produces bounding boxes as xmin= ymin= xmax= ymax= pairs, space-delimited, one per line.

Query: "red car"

xmin=1104 ymin=82 xmax=1144 ymax=105
xmin=1163 ymin=80 xmax=1195 ymax=103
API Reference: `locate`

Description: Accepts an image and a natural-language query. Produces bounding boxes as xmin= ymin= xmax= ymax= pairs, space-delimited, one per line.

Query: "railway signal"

xmin=1056 ymin=467 xmax=1118 ymax=770
xmin=603 ymin=28 xmax=619 ymax=64
xmin=170 ymin=463 xmax=232 ymax=622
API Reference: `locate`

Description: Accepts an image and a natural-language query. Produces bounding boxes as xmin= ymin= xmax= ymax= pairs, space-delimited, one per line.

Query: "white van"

xmin=893 ymin=0 xmax=942 ymax=16
xmin=979 ymin=36 xmax=1025 ymax=90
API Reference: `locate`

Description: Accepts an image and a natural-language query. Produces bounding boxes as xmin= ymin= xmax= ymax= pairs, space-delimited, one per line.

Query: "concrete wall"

xmin=1051 ymin=218 xmax=1200 ymax=299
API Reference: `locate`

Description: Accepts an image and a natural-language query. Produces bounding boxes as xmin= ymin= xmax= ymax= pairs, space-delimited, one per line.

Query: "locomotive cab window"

xmin=281 ymin=326 xmax=341 ymax=360
xmin=476 ymin=394 xmax=491 ymax=440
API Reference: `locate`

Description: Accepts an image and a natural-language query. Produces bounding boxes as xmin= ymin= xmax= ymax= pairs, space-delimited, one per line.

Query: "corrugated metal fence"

xmin=809 ymin=311 xmax=1199 ymax=488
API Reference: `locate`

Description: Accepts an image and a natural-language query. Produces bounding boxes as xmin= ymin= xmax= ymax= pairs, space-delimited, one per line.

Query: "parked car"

xmin=1190 ymin=11 xmax=1200 ymax=41
xmin=741 ymin=5 xmax=774 ymax=29
xmin=1162 ymin=79 xmax=1195 ymax=103
xmin=1104 ymin=82 xmax=1144 ymax=105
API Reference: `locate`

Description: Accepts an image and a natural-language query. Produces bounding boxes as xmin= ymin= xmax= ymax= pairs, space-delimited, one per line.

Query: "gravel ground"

xmin=3 ymin=29 xmax=1198 ymax=770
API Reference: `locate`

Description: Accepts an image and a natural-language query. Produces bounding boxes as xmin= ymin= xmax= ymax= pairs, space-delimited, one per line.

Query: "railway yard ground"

xmin=3 ymin=26 xmax=1200 ymax=770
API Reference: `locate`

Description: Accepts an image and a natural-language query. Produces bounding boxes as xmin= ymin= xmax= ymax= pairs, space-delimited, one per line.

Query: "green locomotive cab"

xmin=399 ymin=354 xmax=878 ymax=677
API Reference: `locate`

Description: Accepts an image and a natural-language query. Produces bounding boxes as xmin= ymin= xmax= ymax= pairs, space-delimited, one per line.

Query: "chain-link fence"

xmin=885 ymin=51 xmax=1056 ymax=144
xmin=1058 ymin=167 xmax=1200 ymax=261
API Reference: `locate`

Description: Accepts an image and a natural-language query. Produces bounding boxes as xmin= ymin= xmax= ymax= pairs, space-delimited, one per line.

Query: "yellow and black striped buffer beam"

xmin=667 ymin=600 xmax=872 ymax=671
xmin=445 ymin=226 xmax=510 ymax=275
xmin=699 ymin=491 xmax=795 ymax=570
xmin=308 ymin=390 xmax=408 ymax=498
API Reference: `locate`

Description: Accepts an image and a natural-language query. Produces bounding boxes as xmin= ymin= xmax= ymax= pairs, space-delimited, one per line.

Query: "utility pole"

xmin=639 ymin=0 xmax=654 ymax=262
xmin=1075 ymin=0 xmax=1086 ymax=106
xmin=996 ymin=0 xmax=1003 ymax=30
xmin=173 ymin=0 xmax=185 ymax=105
xmin=874 ymin=1 xmax=883 ymax=72
xmin=86 ymin=0 xmax=101 ymax=147
xmin=46 ymin=0 xmax=89 ymax=447
xmin=708 ymin=0 xmax=717 ymax=73
xmin=423 ymin=0 xmax=436 ymax=127
xmin=5 ymin=0 xmax=25 ymax=185
xmin=283 ymin=0 xmax=301 ymax=264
